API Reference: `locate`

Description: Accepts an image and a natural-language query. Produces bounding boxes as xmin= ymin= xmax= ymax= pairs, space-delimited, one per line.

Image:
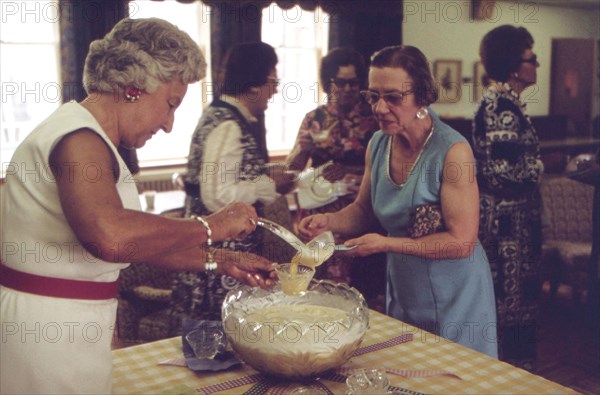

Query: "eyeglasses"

xmin=360 ymin=89 xmax=414 ymax=106
xmin=521 ymin=54 xmax=537 ymax=64
xmin=330 ymin=77 xmax=360 ymax=88
xmin=266 ymin=77 xmax=280 ymax=86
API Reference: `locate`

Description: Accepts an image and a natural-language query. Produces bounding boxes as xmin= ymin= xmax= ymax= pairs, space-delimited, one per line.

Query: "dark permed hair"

xmin=479 ymin=25 xmax=534 ymax=82
xmin=320 ymin=47 xmax=368 ymax=93
xmin=219 ymin=42 xmax=278 ymax=95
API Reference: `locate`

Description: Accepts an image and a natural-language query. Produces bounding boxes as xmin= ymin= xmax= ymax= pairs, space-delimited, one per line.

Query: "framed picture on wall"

xmin=550 ymin=38 xmax=596 ymax=135
xmin=471 ymin=0 xmax=496 ymax=20
xmin=473 ymin=61 xmax=487 ymax=103
xmin=434 ymin=60 xmax=462 ymax=103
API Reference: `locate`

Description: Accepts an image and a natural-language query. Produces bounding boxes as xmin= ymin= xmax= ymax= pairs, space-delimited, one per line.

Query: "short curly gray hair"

xmin=83 ymin=18 xmax=206 ymax=94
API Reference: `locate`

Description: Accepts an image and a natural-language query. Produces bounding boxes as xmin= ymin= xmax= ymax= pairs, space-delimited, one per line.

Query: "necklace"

xmin=386 ymin=121 xmax=435 ymax=188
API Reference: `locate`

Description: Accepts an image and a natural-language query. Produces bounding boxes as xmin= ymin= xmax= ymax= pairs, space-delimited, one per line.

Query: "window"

xmin=262 ymin=4 xmax=329 ymax=155
xmin=1 ymin=0 xmax=61 ymax=173
xmin=130 ymin=0 xmax=212 ymax=166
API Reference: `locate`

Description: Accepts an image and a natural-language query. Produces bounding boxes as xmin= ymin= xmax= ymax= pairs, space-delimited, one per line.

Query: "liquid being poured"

xmin=257 ymin=218 xmax=335 ymax=268
xmin=257 ymin=219 xmax=335 ymax=294
xmin=285 ymin=233 xmax=335 ymax=294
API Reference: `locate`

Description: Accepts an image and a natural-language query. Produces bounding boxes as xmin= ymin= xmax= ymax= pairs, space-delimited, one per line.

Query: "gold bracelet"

xmin=192 ymin=216 xmax=217 ymax=271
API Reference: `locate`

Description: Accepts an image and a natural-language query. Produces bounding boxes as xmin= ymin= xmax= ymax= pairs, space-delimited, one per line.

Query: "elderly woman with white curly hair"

xmin=0 ymin=18 xmax=274 ymax=395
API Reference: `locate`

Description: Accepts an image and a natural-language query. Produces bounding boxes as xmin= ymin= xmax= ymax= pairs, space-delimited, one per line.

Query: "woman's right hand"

xmin=297 ymin=213 xmax=330 ymax=239
xmin=342 ymin=173 xmax=362 ymax=194
xmin=206 ymin=203 xmax=258 ymax=241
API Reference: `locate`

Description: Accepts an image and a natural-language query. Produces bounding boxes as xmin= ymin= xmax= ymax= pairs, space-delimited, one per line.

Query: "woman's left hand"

xmin=216 ymin=250 xmax=276 ymax=289
xmin=343 ymin=233 xmax=388 ymax=256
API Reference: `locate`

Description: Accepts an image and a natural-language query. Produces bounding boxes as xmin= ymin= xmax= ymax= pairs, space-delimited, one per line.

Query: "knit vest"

xmin=183 ymin=99 xmax=266 ymax=253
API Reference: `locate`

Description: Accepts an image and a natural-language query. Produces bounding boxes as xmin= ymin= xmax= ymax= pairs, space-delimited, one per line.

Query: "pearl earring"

xmin=416 ymin=107 xmax=428 ymax=120
xmin=124 ymin=87 xmax=142 ymax=103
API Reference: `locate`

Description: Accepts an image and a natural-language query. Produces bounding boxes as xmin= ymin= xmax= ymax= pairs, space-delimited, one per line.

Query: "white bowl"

xmin=222 ymin=280 xmax=369 ymax=378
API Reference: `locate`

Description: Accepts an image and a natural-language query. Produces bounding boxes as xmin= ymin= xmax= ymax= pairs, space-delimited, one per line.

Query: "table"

xmin=139 ymin=190 xmax=186 ymax=215
xmin=112 ymin=311 xmax=577 ymax=394
xmin=540 ymin=137 xmax=600 ymax=153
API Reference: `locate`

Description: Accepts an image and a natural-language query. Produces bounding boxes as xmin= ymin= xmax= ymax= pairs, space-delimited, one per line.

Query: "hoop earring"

xmin=416 ymin=107 xmax=428 ymax=120
xmin=124 ymin=87 xmax=141 ymax=103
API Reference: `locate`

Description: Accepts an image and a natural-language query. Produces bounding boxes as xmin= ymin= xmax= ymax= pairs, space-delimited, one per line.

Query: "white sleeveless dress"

xmin=1 ymin=102 xmax=140 ymax=394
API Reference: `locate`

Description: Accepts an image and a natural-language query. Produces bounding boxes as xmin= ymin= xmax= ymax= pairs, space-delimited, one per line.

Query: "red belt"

xmin=0 ymin=264 xmax=119 ymax=300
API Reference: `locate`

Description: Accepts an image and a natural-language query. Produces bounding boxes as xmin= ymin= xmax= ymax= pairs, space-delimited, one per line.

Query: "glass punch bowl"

xmin=221 ymin=280 xmax=369 ymax=379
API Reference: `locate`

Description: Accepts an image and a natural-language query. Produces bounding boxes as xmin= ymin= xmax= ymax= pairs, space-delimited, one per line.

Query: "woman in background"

xmin=172 ymin=42 xmax=293 ymax=325
xmin=287 ymin=47 xmax=383 ymax=305
xmin=472 ymin=25 xmax=543 ymax=371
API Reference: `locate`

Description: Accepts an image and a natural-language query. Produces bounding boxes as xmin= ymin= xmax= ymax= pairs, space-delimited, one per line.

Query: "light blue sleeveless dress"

xmin=370 ymin=109 xmax=498 ymax=358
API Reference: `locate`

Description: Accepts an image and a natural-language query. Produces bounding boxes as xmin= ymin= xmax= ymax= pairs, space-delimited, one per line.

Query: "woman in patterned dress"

xmin=286 ymin=48 xmax=384 ymax=304
xmin=472 ymin=25 xmax=543 ymax=371
xmin=170 ymin=43 xmax=293 ymax=328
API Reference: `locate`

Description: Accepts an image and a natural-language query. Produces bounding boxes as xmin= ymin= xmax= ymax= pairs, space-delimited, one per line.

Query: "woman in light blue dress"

xmin=298 ymin=45 xmax=497 ymax=358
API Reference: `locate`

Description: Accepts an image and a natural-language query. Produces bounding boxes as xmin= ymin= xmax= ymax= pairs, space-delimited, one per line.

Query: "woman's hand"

xmin=344 ymin=233 xmax=388 ymax=256
xmin=322 ymin=162 xmax=345 ymax=181
xmin=342 ymin=173 xmax=362 ymax=194
xmin=216 ymin=250 xmax=276 ymax=289
xmin=207 ymin=203 xmax=258 ymax=241
xmin=298 ymin=129 xmax=315 ymax=152
xmin=298 ymin=213 xmax=331 ymax=239
xmin=266 ymin=163 xmax=297 ymax=195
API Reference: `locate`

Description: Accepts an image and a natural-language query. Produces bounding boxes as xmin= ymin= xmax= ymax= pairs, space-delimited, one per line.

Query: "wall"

xmin=402 ymin=0 xmax=600 ymax=118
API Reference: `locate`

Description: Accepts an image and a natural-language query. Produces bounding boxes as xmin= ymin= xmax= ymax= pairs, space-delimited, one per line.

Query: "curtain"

xmin=138 ymin=0 xmax=403 ymax=77
xmin=59 ymin=0 xmax=129 ymax=102
xmin=327 ymin=2 xmax=403 ymax=63
xmin=59 ymin=0 xmax=129 ymax=103
xmin=204 ymin=0 xmax=262 ymax=84
xmin=59 ymin=0 xmax=137 ymax=172
xmin=59 ymin=0 xmax=403 ymax=92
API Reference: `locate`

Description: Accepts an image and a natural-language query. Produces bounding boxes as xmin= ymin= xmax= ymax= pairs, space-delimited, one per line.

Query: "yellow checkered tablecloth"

xmin=112 ymin=310 xmax=578 ymax=394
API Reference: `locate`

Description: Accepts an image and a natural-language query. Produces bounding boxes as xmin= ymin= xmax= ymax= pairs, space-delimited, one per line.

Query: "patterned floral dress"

xmin=472 ymin=82 xmax=544 ymax=371
xmin=302 ymin=102 xmax=377 ymax=169
xmin=291 ymin=101 xmax=383 ymax=300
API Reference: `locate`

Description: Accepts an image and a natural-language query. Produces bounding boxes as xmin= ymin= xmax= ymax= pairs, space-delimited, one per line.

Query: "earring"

xmin=416 ymin=107 xmax=428 ymax=120
xmin=124 ymin=87 xmax=141 ymax=103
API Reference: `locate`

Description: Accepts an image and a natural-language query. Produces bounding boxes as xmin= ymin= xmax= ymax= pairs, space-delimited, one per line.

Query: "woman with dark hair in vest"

xmin=171 ymin=42 xmax=293 ymax=327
